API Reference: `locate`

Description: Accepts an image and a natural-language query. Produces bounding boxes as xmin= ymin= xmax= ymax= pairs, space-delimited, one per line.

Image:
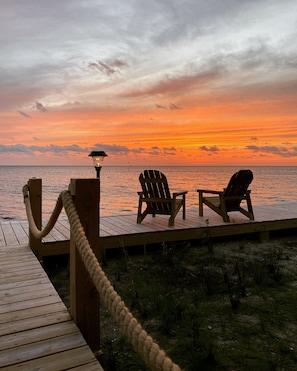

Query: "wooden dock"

xmin=1 ymin=203 xmax=297 ymax=253
xmin=0 ymin=244 xmax=104 ymax=370
xmin=0 ymin=203 xmax=297 ymax=369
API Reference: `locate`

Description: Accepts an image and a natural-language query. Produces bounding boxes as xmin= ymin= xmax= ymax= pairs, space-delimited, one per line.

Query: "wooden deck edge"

xmin=39 ymin=240 xmax=70 ymax=256
xmin=98 ymin=218 xmax=297 ymax=249
xmin=34 ymin=217 xmax=297 ymax=257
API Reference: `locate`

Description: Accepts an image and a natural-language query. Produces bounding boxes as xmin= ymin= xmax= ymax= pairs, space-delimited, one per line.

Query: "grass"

xmin=46 ymin=233 xmax=297 ymax=371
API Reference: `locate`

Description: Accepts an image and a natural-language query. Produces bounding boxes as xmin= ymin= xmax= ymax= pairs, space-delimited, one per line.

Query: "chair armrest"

xmin=172 ymin=191 xmax=187 ymax=198
xmin=197 ymin=189 xmax=223 ymax=195
xmin=139 ymin=196 xmax=172 ymax=203
xmin=224 ymin=190 xmax=251 ymax=201
xmin=138 ymin=191 xmax=144 ymax=196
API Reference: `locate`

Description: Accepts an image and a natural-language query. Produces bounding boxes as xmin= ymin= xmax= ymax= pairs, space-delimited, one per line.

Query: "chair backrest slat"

xmin=224 ymin=170 xmax=253 ymax=209
xmin=140 ymin=170 xmax=171 ymax=212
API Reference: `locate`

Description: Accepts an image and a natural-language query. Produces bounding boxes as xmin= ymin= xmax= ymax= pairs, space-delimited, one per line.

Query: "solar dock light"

xmin=88 ymin=151 xmax=108 ymax=178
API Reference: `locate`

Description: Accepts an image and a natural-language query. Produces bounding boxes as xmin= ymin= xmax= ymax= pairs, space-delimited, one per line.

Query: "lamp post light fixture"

xmin=88 ymin=151 xmax=108 ymax=178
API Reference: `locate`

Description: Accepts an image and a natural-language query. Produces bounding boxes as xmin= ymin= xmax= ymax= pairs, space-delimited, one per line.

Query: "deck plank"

xmin=0 ymin=245 xmax=103 ymax=370
xmin=0 ymin=309 xmax=72 ymax=337
xmin=1 ymin=346 xmax=104 ymax=371
xmin=0 ymin=332 xmax=88 ymax=367
xmin=0 ymin=322 xmax=78 ymax=351
xmin=1 ymin=204 xmax=297 ymax=370
xmin=0 ymin=224 xmax=6 ymax=246
xmin=0 ymin=281 xmax=55 ymax=302
xmin=1 ymin=203 xmax=297 ymax=252
xmin=0 ymin=222 xmax=18 ymax=246
xmin=9 ymin=221 xmax=28 ymax=245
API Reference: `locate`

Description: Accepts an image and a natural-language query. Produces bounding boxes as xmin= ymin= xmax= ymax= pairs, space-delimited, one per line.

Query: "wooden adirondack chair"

xmin=137 ymin=170 xmax=187 ymax=226
xmin=197 ymin=169 xmax=254 ymax=222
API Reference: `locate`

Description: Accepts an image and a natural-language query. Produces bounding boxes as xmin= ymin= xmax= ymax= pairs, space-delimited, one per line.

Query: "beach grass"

xmin=46 ymin=233 xmax=297 ymax=370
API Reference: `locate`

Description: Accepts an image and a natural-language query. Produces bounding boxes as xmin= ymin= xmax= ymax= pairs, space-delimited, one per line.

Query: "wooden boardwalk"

xmin=1 ymin=203 xmax=297 ymax=252
xmin=0 ymin=203 xmax=296 ymax=369
xmin=0 ymin=244 xmax=104 ymax=370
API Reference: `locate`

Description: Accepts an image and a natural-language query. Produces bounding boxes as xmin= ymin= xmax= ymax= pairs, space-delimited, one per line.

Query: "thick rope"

xmin=23 ymin=184 xmax=63 ymax=239
xmin=23 ymin=183 xmax=182 ymax=371
xmin=61 ymin=190 xmax=182 ymax=371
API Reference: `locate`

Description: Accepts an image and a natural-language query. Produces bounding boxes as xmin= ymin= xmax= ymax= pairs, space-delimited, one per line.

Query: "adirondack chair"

xmin=137 ymin=170 xmax=187 ymax=226
xmin=197 ymin=169 xmax=254 ymax=222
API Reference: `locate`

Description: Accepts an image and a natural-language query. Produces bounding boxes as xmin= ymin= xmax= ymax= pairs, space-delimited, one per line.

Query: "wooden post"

xmin=69 ymin=178 xmax=101 ymax=354
xmin=28 ymin=178 xmax=43 ymax=260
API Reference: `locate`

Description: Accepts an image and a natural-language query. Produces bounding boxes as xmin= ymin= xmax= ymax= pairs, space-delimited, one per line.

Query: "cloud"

xmin=88 ymin=59 xmax=128 ymax=77
xmin=169 ymin=103 xmax=181 ymax=110
xmin=0 ymin=142 xmax=177 ymax=160
xmin=155 ymin=104 xmax=167 ymax=109
xmin=120 ymin=68 xmax=223 ymax=98
xmin=200 ymin=145 xmax=220 ymax=153
xmin=246 ymin=145 xmax=297 ymax=157
xmin=17 ymin=110 xmax=31 ymax=118
xmin=155 ymin=103 xmax=181 ymax=110
xmin=88 ymin=61 xmax=116 ymax=76
xmin=0 ymin=143 xmax=86 ymax=154
xmin=0 ymin=144 xmax=32 ymax=153
xmin=92 ymin=143 xmax=176 ymax=156
xmin=35 ymin=101 xmax=47 ymax=112
xmin=163 ymin=146 xmax=176 ymax=155
xmin=1 ymin=0 xmax=297 ymax=166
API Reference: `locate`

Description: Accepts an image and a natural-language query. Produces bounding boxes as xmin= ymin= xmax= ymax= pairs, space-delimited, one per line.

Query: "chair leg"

xmin=137 ymin=209 xmax=148 ymax=224
xmin=137 ymin=199 xmax=142 ymax=223
xmin=168 ymin=216 xmax=175 ymax=227
xmin=137 ymin=200 xmax=148 ymax=224
xmin=169 ymin=201 xmax=176 ymax=226
xmin=222 ymin=214 xmax=230 ymax=222
xmin=182 ymin=194 xmax=186 ymax=219
xmin=246 ymin=196 xmax=254 ymax=220
xmin=198 ymin=192 xmax=203 ymax=216
xmin=220 ymin=198 xmax=230 ymax=222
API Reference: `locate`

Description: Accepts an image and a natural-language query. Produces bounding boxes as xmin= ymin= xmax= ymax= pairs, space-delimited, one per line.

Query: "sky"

xmin=1 ymin=0 xmax=297 ymax=166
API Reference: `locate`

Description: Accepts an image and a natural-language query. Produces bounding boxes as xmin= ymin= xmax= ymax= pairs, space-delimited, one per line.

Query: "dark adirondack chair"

xmin=197 ymin=169 xmax=254 ymax=222
xmin=137 ymin=170 xmax=187 ymax=226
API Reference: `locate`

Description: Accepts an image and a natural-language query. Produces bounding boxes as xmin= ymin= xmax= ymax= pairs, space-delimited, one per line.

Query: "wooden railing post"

xmin=28 ymin=178 xmax=43 ymax=260
xmin=69 ymin=178 xmax=101 ymax=354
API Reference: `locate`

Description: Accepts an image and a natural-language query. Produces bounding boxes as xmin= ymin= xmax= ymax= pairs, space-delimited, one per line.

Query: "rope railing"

xmin=23 ymin=182 xmax=182 ymax=371
xmin=23 ymin=184 xmax=64 ymax=239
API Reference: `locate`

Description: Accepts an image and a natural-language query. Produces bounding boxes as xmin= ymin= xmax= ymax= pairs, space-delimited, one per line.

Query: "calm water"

xmin=0 ymin=166 xmax=296 ymax=220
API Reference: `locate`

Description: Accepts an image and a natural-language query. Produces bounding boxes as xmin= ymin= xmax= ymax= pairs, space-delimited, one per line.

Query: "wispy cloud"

xmin=0 ymin=144 xmax=86 ymax=154
xmin=120 ymin=68 xmax=223 ymax=98
xmin=1 ymin=0 xmax=297 ymax=165
xmin=35 ymin=101 xmax=47 ymax=112
xmin=169 ymin=103 xmax=181 ymax=110
xmin=0 ymin=143 xmax=177 ymax=159
xmin=155 ymin=103 xmax=181 ymax=110
xmin=88 ymin=59 xmax=128 ymax=77
xmin=246 ymin=145 xmax=297 ymax=157
xmin=200 ymin=146 xmax=220 ymax=153
xmin=17 ymin=110 xmax=31 ymax=118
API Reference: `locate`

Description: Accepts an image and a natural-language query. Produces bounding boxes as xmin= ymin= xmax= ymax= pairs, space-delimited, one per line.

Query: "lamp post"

xmin=88 ymin=151 xmax=108 ymax=178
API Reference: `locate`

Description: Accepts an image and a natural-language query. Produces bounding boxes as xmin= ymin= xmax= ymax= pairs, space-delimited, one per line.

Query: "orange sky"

xmin=1 ymin=1 xmax=297 ymax=166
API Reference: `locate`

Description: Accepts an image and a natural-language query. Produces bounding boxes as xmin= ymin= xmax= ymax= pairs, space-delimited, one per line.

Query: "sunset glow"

xmin=1 ymin=1 xmax=297 ymax=166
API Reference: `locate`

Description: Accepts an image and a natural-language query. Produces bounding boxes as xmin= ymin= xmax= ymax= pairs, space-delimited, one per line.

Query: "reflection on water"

xmin=0 ymin=166 xmax=296 ymax=220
